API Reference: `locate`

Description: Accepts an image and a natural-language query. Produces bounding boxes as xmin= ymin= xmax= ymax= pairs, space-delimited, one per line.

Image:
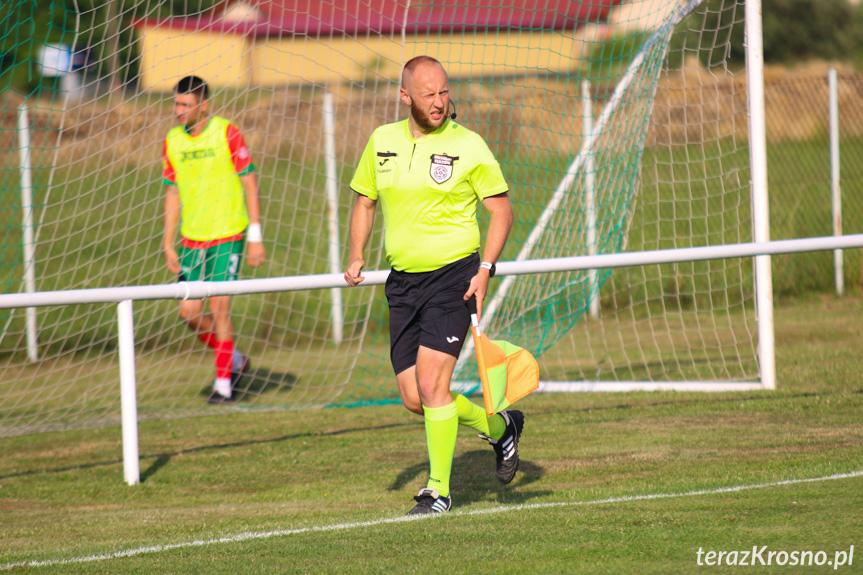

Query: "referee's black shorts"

xmin=385 ymin=252 xmax=479 ymax=375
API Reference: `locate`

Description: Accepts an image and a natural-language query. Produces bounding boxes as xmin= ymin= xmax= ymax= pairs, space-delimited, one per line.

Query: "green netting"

xmin=0 ymin=0 xmax=762 ymax=437
xmin=1 ymin=0 xmax=69 ymax=334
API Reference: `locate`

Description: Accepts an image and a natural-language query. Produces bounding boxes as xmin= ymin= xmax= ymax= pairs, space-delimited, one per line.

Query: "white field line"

xmin=3 ymin=469 xmax=861 ymax=571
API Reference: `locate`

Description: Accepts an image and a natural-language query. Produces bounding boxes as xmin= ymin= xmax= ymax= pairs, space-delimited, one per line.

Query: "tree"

xmin=1 ymin=0 xmax=221 ymax=95
xmin=669 ymin=0 xmax=863 ymax=70
xmin=0 ymin=0 xmax=73 ymax=95
xmin=761 ymin=0 xmax=858 ymax=63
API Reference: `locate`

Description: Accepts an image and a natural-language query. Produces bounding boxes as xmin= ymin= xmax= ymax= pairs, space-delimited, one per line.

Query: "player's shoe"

xmin=207 ymin=391 xmax=236 ymax=404
xmin=231 ymin=354 xmax=251 ymax=389
xmin=478 ymin=410 xmax=524 ymax=484
xmin=407 ymin=488 xmax=452 ymax=515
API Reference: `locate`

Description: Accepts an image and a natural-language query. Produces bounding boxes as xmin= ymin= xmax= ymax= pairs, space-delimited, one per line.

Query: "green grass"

xmin=1 ymin=133 xmax=858 ymax=293
xmin=0 ymin=156 xmax=386 ymax=355
xmin=3 ymin=133 xmax=863 ymax=430
xmin=1 ymin=295 xmax=861 ymax=573
xmin=767 ymin=136 xmax=863 ymax=294
xmin=3 ymin=133 xmax=862 ymax=359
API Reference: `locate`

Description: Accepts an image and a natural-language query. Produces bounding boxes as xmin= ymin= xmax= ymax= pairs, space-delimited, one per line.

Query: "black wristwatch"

xmin=480 ymin=261 xmax=496 ymax=278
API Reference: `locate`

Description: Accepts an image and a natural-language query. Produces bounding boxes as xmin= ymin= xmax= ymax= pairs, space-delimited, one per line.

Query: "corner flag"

xmin=470 ymin=314 xmax=540 ymax=416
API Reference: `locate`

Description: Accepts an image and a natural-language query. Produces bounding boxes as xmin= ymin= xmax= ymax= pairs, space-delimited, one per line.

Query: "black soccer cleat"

xmin=207 ymin=391 xmax=236 ymax=405
xmin=407 ymin=488 xmax=452 ymax=515
xmin=478 ymin=410 xmax=524 ymax=484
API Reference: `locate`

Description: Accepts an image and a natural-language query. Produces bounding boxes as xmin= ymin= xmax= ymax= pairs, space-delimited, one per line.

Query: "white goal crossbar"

xmin=2 ymin=234 xmax=863 ymax=485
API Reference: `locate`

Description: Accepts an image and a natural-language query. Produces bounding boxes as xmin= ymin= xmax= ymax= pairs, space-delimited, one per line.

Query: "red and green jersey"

xmin=163 ymin=116 xmax=255 ymax=243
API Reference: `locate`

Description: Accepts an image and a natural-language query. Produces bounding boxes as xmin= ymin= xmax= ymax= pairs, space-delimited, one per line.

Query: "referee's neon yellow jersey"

xmin=350 ymin=118 xmax=508 ymax=273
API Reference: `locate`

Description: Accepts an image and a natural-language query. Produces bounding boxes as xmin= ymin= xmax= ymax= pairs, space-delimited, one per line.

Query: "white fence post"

xmin=829 ymin=67 xmax=843 ymax=296
xmin=582 ymin=80 xmax=600 ymax=320
xmin=118 ymin=299 xmax=140 ymax=486
xmin=323 ymin=92 xmax=344 ymax=344
xmin=18 ymin=104 xmax=39 ymax=362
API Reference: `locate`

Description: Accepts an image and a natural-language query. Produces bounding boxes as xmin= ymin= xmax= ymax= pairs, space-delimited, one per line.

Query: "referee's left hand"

xmin=464 ymin=268 xmax=492 ymax=320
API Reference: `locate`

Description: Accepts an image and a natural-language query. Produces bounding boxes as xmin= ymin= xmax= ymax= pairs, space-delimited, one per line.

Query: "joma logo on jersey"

xmin=180 ymin=148 xmax=216 ymax=162
xmin=377 ymin=151 xmax=397 ymax=166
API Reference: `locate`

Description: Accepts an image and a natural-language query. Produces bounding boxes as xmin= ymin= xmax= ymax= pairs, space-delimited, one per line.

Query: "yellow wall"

xmin=138 ymin=27 xmax=252 ymax=92
xmin=251 ymin=32 xmax=577 ymax=86
xmin=137 ymin=26 xmax=578 ymax=91
xmin=250 ymin=35 xmax=402 ymax=86
xmin=406 ymin=32 xmax=576 ymax=79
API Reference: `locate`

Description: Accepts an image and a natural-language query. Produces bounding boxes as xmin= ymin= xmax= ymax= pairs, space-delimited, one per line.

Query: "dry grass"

xmin=5 ymin=62 xmax=860 ymax=172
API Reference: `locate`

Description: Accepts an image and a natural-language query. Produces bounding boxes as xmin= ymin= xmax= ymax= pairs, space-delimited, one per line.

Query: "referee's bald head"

xmin=401 ymin=56 xmax=447 ymax=88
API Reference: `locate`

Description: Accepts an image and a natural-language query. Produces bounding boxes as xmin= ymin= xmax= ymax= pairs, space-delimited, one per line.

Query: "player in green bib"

xmin=162 ymin=76 xmax=266 ymax=404
xmin=345 ymin=56 xmax=524 ymax=514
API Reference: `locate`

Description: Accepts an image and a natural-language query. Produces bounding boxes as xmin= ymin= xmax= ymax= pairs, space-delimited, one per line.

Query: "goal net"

xmin=0 ymin=0 xmax=761 ymax=437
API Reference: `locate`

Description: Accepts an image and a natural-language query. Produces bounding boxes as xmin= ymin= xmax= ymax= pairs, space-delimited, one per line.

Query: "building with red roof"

xmin=135 ymin=0 xmax=622 ymax=91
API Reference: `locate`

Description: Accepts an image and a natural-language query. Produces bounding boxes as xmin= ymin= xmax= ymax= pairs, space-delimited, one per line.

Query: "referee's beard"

xmin=410 ymin=100 xmax=446 ymax=134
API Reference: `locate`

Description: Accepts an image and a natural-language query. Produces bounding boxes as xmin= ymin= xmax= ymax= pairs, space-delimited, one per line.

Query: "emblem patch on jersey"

xmin=429 ymin=154 xmax=459 ymax=184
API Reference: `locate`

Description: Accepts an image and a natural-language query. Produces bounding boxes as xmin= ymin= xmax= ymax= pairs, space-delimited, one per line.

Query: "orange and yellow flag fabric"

xmin=470 ymin=314 xmax=540 ymax=416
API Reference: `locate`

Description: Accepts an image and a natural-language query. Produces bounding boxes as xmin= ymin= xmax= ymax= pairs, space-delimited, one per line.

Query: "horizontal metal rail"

xmin=2 ymin=234 xmax=863 ymax=310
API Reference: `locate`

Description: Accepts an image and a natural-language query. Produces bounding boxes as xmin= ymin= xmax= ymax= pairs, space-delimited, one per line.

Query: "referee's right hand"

xmin=345 ymin=258 xmax=365 ymax=287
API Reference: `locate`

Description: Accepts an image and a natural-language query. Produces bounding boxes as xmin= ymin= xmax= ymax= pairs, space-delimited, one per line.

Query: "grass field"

xmin=3 ymin=134 xmax=863 ymax=357
xmin=2 ymin=80 xmax=863 ymax=571
xmin=1 ymin=295 xmax=861 ymax=573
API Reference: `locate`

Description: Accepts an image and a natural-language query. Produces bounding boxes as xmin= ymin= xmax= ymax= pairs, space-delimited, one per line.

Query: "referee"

xmin=345 ymin=56 xmax=523 ymax=514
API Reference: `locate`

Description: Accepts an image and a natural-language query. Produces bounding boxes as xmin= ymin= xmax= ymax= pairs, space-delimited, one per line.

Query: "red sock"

xmin=214 ymin=339 xmax=234 ymax=380
xmin=198 ymin=331 xmax=217 ymax=350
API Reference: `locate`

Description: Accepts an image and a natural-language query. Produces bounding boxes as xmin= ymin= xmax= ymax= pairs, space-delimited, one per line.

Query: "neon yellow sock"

xmin=451 ymin=393 xmax=506 ymax=440
xmin=423 ymin=401 xmax=459 ymax=497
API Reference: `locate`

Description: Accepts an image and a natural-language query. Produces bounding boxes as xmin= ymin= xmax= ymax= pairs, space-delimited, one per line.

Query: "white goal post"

xmin=444 ymin=0 xmax=776 ymax=393
xmin=745 ymin=0 xmax=776 ymax=394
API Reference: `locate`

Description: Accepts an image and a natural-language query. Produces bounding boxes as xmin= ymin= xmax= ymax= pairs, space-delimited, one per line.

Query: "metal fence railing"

xmin=765 ymin=69 xmax=863 ymax=295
